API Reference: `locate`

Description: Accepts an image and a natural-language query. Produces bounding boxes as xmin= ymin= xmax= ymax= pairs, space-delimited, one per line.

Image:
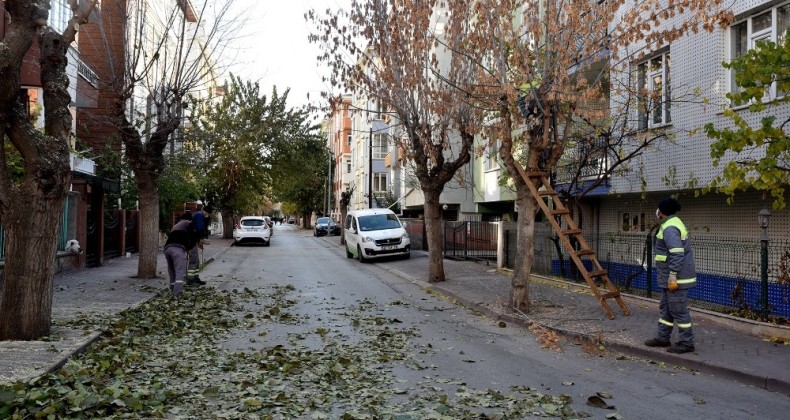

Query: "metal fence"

xmin=444 ymin=221 xmax=498 ymax=262
xmin=527 ymin=228 xmax=790 ymax=319
xmin=0 ymin=196 xmax=69 ymax=262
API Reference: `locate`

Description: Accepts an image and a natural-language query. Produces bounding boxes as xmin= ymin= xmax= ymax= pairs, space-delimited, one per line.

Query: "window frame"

xmin=373 ymin=173 xmax=388 ymax=193
xmin=727 ymin=2 xmax=790 ymax=102
xmin=620 ymin=212 xmax=646 ymax=233
xmin=484 ymin=140 xmax=500 ymax=171
xmin=372 ymin=133 xmax=387 ymax=159
xmin=637 ymin=50 xmax=671 ymax=130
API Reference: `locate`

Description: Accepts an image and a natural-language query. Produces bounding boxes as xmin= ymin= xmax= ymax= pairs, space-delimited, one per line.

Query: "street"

xmin=194 ymin=223 xmax=790 ymax=418
xmin=3 ymin=223 xmax=788 ymax=419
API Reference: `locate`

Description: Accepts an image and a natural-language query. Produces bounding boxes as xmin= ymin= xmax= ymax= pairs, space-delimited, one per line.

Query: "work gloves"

xmin=667 ymin=273 xmax=679 ymax=291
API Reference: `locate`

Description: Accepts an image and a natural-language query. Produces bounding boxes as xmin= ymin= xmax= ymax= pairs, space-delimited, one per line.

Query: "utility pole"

xmin=368 ymin=126 xmax=373 ymax=209
xmin=326 ymin=150 xmax=331 ymax=216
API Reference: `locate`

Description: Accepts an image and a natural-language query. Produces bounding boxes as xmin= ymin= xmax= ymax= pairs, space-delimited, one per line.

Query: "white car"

xmin=233 ymin=216 xmax=272 ymax=246
xmin=344 ymin=208 xmax=410 ymax=262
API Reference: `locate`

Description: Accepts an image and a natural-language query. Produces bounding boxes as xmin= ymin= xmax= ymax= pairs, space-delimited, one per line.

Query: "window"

xmin=346 ymin=159 xmax=352 ymax=174
xmin=373 ymin=173 xmax=388 ymax=192
xmin=637 ymin=51 xmax=671 ymax=129
xmin=372 ymin=134 xmax=387 ymax=159
xmin=49 ymin=0 xmax=70 ymax=33
xmin=621 ymin=212 xmax=646 ymax=232
xmin=485 ymin=140 xmax=500 ymax=171
xmin=729 ymin=3 xmax=790 ymax=101
xmin=347 ymin=133 xmax=352 ymax=146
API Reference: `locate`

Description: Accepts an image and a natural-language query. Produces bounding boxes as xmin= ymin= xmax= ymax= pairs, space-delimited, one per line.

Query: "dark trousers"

xmin=655 ymin=288 xmax=694 ymax=347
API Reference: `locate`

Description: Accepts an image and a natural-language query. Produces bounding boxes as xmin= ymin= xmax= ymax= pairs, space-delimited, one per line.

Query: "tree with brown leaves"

xmin=308 ymin=1 xmax=483 ymax=283
xmin=447 ymin=0 xmax=732 ymax=311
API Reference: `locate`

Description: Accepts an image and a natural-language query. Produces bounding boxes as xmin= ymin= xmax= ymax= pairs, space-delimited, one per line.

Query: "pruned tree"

xmin=339 ymin=185 xmax=355 ymax=245
xmin=78 ymin=0 xmax=240 ymax=278
xmin=0 ymin=0 xmax=99 ymax=340
xmin=705 ymin=33 xmax=790 ymax=210
xmin=308 ymin=1 xmax=481 ymax=283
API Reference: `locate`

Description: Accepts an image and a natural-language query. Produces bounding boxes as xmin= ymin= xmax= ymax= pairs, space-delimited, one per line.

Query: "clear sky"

xmin=224 ymin=0 xmax=350 ymax=115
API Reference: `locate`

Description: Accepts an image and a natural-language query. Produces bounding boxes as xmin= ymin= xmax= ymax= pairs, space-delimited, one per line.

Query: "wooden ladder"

xmin=514 ymin=163 xmax=630 ymax=319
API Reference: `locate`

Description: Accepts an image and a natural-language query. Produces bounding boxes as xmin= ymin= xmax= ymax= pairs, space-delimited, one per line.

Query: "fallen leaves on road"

xmin=0 ymin=284 xmax=580 ymax=419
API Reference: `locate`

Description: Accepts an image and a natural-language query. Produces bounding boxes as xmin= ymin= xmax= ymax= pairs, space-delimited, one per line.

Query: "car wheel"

xmin=346 ymin=245 xmax=353 ymax=258
xmin=401 ymin=252 xmax=410 ymax=260
xmin=357 ymin=246 xmax=366 ymax=263
xmin=265 ymin=240 xmax=271 ymax=247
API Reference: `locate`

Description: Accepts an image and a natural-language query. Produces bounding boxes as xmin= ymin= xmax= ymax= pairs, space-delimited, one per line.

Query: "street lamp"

xmin=758 ymin=207 xmax=771 ymax=318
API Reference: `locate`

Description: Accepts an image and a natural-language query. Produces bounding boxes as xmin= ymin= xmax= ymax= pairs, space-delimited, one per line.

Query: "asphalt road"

xmin=201 ymin=223 xmax=790 ymax=418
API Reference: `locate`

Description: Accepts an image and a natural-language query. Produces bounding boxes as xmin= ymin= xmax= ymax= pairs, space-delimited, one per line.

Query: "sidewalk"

xmin=2 ymin=238 xmax=789 ymax=396
xmin=0 ymin=238 xmax=234 ymax=385
xmin=380 ymin=250 xmax=790 ymax=394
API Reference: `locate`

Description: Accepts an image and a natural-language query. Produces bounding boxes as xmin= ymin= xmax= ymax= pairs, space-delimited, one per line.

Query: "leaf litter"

xmin=0 ymin=284 xmax=579 ymax=419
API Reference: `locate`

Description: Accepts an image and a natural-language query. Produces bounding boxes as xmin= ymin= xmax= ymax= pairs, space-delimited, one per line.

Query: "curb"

xmin=379 ymin=264 xmax=790 ymax=395
xmin=33 ymin=245 xmax=232 ymax=383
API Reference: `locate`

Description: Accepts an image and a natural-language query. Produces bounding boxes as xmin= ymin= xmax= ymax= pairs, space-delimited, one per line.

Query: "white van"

xmin=344 ymin=208 xmax=411 ymax=262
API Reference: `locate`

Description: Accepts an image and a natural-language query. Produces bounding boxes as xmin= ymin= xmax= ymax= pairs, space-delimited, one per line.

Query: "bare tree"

xmin=78 ymin=0 xmax=240 ymax=278
xmin=309 ymin=1 xmax=483 ymax=283
xmin=0 ymin=0 xmax=99 ymax=340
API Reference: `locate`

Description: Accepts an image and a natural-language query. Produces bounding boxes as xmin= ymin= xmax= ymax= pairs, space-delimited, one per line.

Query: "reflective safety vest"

xmin=654 ymin=215 xmax=697 ymax=289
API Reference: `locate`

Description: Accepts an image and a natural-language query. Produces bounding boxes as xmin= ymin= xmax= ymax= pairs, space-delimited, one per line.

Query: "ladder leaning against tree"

xmin=514 ymin=160 xmax=630 ymax=319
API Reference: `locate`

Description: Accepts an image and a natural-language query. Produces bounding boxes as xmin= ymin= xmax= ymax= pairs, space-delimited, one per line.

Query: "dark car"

xmin=314 ymin=217 xmax=340 ymax=236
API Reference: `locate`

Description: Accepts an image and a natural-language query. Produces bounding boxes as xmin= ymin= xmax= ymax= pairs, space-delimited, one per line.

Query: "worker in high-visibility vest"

xmin=644 ymin=198 xmax=697 ymax=354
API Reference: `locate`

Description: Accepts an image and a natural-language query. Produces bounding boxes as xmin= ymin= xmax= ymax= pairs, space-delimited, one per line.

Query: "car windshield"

xmin=358 ymin=214 xmax=401 ymax=231
xmin=241 ymin=219 xmax=265 ymax=227
xmin=317 ymin=217 xmax=333 ymax=225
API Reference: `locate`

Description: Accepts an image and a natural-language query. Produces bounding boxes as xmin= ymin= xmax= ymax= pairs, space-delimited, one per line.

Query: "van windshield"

xmin=358 ymin=214 xmax=401 ymax=231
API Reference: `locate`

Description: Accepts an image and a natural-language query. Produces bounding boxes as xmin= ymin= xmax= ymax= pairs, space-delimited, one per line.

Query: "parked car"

xmin=314 ymin=217 xmax=340 ymax=236
xmin=233 ymin=216 xmax=271 ymax=246
xmin=344 ymin=208 xmax=410 ymax=262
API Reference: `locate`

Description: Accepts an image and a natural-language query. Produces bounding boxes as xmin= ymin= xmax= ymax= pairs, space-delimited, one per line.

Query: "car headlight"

xmin=401 ymin=232 xmax=409 ymax=239
xmin=362 ymin=236 xmax=373 ymax=243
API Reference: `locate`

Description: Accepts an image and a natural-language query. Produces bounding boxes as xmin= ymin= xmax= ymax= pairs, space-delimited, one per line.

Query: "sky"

xmin=223 ymin=0 xmax=351 ymax=115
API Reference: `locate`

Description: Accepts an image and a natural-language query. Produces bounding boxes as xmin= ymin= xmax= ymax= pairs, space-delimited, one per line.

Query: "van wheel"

xmin=401 ymin=252 xmax=410 ymax=260
xmin=346 ymin=245 xmax=353 ymax=258
xmin=357 ymin=246 xmax=366 ymax=263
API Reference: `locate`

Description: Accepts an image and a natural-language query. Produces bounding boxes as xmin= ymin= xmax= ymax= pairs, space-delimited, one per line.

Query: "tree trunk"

xmin=510 ymin=189 xmax=538 ymax=313
xmin=135 ymin=174 xmax=160 ymax=279
xmin=223 ymin=213 xmax=235 ymax=239
xmin=0 ymin=200 xmax=65 ymax=339
xmin=0 ymin=25 xmax=72 ymax=340
xmin=424 ymin=190 xmax=445 ymax=283
xmin=497 ymin=95 xmax=542 ymax=313
xmin=339 ymin=208 xmax=348 ymax=245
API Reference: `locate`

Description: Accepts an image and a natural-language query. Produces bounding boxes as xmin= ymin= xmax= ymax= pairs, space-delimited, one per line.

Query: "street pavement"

xmin=2 ymin=232 xmax=790 ymax=397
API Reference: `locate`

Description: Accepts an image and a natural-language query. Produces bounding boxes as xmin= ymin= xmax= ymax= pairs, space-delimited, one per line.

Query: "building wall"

xmin=593 ymin=190 xmax=789 ymax=242
xmin=77 ymin=0 xmax=128 ymax=151
xmin=610 ymin=0 xmax=790 ymax=195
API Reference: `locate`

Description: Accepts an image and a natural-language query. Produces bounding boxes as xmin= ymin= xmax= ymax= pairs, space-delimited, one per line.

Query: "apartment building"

xmin=586 ymin=0 xmax=788 ymax=243
xmin=327 ymin=95 xmax=353 ymax=219
xmin=470 ymin=1 xmax=789 ymax=243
